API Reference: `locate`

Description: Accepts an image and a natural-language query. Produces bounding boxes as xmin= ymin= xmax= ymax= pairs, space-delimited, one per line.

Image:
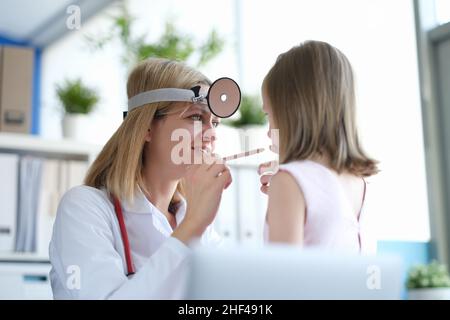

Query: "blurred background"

xmin=0 ymin=0 xmax=449 ymax=299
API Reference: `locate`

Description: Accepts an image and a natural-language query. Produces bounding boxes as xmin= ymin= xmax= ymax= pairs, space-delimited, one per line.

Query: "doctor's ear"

xmin=145 ymin=129 xmax=151 ymax=142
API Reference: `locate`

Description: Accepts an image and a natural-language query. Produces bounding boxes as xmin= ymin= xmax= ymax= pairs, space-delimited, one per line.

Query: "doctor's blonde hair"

xmin=85 ymin=58 xmax=211 ymax=208
xmin=264 ymin=41 xmax=378 ymax=176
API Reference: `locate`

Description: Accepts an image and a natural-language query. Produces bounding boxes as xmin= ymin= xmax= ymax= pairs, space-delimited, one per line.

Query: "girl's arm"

xmin=266 ymin=171 xmax=306 ymax=245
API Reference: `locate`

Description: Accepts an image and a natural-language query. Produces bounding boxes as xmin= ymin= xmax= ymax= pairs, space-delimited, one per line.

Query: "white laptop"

xmin=183 ymin=245 xmax=403 ymax=300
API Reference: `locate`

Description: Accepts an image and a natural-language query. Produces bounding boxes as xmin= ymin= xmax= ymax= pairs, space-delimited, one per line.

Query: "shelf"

xmin=0 ymin=252 xmax=50 ymax=264
xmin=0 ymin=132 xmax=101 ymax=161
xmin=0 ymin=133 xmax=99 ymax=265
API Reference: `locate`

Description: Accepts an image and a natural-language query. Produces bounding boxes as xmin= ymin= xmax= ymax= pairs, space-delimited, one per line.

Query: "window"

xmin=239 ymin=0 xmax=429 ymax=241
xmin=436 ymin=0 xmax=450 ymax=25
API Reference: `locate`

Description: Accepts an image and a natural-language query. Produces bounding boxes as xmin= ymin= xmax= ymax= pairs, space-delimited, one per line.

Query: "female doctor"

xmin=49 ymin=58 xmax=234 ymax=299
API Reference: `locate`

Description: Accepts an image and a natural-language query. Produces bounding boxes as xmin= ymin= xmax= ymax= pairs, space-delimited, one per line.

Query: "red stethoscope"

xmin=111 ymin=194 xmax=135 ymax=276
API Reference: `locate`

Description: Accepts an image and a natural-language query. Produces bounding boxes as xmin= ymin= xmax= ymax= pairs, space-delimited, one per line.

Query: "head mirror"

xmin=124 ymin=77 xmax=241 ymax=119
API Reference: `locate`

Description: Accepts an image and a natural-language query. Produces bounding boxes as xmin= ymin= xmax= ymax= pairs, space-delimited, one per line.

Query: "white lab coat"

xmin=49 ymin=185 xmax=222 ymax=299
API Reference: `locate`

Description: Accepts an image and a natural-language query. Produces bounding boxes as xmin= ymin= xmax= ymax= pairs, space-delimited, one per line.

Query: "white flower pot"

xmin=408 ymin=288 xmax=450 ymax=300
xmin=62 ymin=113 xmax=89 ymax=141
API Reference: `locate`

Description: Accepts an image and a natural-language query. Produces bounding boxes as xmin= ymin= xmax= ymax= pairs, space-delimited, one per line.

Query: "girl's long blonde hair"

xmin=264 ymin=40 xmax=378 ymax=177
xmin=85 ymin=58 xmax=211 ymax=208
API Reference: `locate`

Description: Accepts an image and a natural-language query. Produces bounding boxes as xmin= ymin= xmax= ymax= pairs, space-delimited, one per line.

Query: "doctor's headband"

xmin=124 ymin=77 xmax=241 ymax=119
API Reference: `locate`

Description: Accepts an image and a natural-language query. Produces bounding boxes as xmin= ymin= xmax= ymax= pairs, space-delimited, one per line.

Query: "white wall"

xmin=41 ymin=0 xmax=430 ymax=242
xmin=40 ymin=4 xmax=125 ymax=144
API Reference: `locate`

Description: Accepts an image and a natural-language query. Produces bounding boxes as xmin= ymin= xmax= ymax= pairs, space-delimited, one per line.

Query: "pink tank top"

xmin=264 ymin=160 xmax=373 ymax=254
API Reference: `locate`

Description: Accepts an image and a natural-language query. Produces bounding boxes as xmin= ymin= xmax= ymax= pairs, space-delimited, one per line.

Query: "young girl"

xmin=259 ymin=41 xmax=378 ymax=253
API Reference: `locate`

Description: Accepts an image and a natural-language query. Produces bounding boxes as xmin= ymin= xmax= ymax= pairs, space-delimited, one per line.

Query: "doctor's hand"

xmin=258 ymin=160 xmax=279 ymax=195
xmin=172 ymin=151 xmax=232 ymax=244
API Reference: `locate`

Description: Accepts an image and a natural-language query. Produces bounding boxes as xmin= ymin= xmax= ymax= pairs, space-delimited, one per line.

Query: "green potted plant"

xmin=407 ymin=260 xmax=450 ymax=300
xmin=86 ymin=3 xmax=224 ymax=69
xmin=56 ymin=78 xmax=99 ymax=140
xmin=224 ymin=94 xmax=267 ymax=152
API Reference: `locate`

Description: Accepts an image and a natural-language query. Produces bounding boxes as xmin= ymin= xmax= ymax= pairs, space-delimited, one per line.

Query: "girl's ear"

xmin=145 ymin=129 xmax=151 ymax=142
